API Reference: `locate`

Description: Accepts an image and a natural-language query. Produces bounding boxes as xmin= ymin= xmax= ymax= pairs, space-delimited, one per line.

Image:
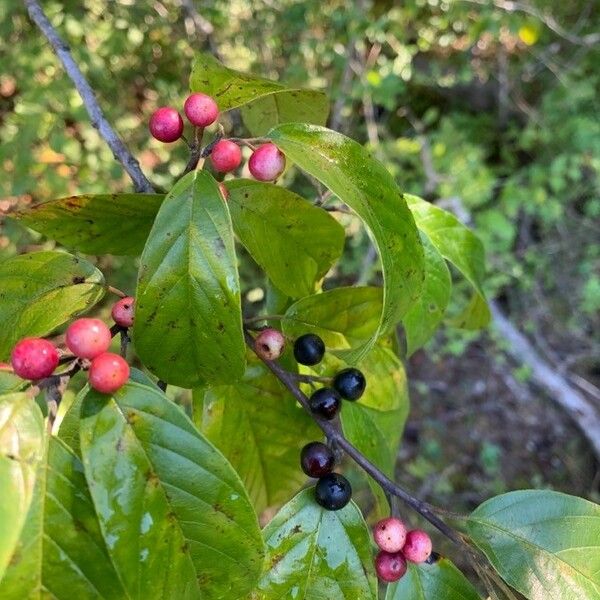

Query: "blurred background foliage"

xmin=1 ymin=0 xmax=599 ymax=537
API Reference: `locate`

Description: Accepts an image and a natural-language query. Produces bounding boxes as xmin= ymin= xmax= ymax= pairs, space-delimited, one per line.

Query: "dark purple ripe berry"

xmin=300 ymin=442 xmax=335 ymax=478
xmin=293 ymin=333 xmax=325 ymax=366
xmin=314 ymin=473 xmax=352 ymax=511
xmin=309 ymin=388 xmax=341 ymax=420
xmin=333 ymin=368 xmax=366 ymax=401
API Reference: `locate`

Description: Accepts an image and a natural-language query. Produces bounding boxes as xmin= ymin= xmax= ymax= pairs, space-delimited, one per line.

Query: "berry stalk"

xmin=244 ymin=329 xmax=465 ymax=546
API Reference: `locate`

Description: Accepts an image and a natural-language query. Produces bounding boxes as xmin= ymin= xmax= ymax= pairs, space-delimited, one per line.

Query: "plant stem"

xmin=244 ymin=330 xmax=464 ymax=545
xmin=107 ymin=285 xmax=127 ymax=298
xmin=23 ymin=0 xmax=155 ymax=193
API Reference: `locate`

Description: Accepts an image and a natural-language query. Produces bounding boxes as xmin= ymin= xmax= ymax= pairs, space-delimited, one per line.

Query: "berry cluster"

xmin=254 ymin=328 xmax=368 ymax=512
xmin=149 ymin=92 xmax=285 ymax=181
xmin=8 ymin=297 xmax=136 ymax=394
xmin=372 ymin=517 xmax=432 ymax=582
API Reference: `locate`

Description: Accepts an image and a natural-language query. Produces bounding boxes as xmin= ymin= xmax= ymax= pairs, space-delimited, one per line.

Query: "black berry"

xmin=293 ymin=334 xmax=325 ymax=366
xmin=314 ymin=473 xmax=352 ymax=510
xmin=333 ymin=368 xmax=366 ymax=401
xmin=309 ymin=388 xmax=341 ymax=420
xmin=300 ymin=442 xmax=335 ymax=478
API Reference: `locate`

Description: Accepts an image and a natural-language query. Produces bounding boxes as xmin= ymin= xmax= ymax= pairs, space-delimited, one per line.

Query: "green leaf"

xmin=80 ymin=381 xmax=265 ymax=600
xmin=256 ymin=488 xmax=377 ymax=599
xmin=241 ymin=92 xmax=330 ymax=137
xmin=402 ymin=233 xmax=452 ymax=355
xmin=134 ymin=170 xmax=245 ymax=387
xmin=226 ymin=179 xmax=344 ymax=298
xmin=405 ymin=194 xmax=490 ymax=329
xmin=13 ymin=193 xmax=165 ymax=256
xmin=189 ymin=52 xmax=329 ymax=135
xmin=269 ymin=124 xmax=424 ymax=362
xmin=0 ymin=370 xmax=26 ymax=394
xmin=0 ymin=251 xmax=106 ymax=360
xmin=338 ymin=346 xmax=409 ymax=517
xmin=340 ymin=346 xmax=409 ymax=473
xmin=195 ymin=358 xmax=320 ymax=513
xmin=468 ymin=490 xmax=600 ymax=600
xmin=385 ymin=558 xmax=481 ymax=600
xmin=0 ymin=393 xmax=45 ymax=582
xmin=0 ymin=437 xmax=127 ymax=599
xmin=282 ymin=287 xmax=383 ymax=351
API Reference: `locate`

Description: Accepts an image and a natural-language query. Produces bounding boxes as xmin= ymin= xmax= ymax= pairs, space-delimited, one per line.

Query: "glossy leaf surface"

xmin=80 ymin=381 xmax=265 ymax=599
xmin=134 ymin=170 xmax=245 ymax=387
xmin=256 ymin=489 xmax=377 ymax=599
xmin=269 ymin=124 xmax=424 ymax=362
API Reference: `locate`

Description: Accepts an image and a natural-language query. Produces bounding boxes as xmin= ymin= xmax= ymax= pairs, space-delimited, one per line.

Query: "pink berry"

xmin=88 ymin=352 xmax=130 ymax=394
xmin=373 ymin=517 xmax=407 ymax=553
xmin=248 ymin=143 xmax=285 ymax=181
xmin=11 ymin=338 xmax=59 ymax=380
xmin=184 ymin=93 xmax=219 ymax=127
xmin=402 ymin=529 xmax=433 ymax=563
xmin=66 ymin=318 xmax=112 ymax=359
xmin=149 ymin=106 xmax=184 ymax=143
xmin=254 ymin=329 xmax=285 ymax=361
xmin=112 ymin=297 xmax=135 ymax=328
xmin=375 ymin=551 xmax=407 ymax=583
xmin=218 ymin=182 xmax=229 ymax=200
xmin=210 ymin=140 xmax=242 ymax=173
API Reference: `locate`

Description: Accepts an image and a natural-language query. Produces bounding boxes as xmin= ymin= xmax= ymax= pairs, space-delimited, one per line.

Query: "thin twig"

xmin=180 ymin=127 xmax=205 ymax=176
xmin=107 ymin=285 xmax=127 ymax=298
xmin=244 ymin=330 xmax=465 ymax=545
xmin=23 ymin=0 xmax=155 ymax=193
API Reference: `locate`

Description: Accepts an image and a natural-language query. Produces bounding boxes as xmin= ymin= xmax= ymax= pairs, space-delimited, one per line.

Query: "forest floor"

xmin=397 ymin=337 xmax=599 ymax=576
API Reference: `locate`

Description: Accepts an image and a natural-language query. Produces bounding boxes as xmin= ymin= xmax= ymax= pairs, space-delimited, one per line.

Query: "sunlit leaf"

xmin=269 ymin=124 xmax=424 ymax=362
xmin=195 ymin=358 xmax=320 ymax=512
xmin=134 ymin=170 xmax=245 ymax=387
xmin=0 ymin=251 xmax=105 ymax=360
xmin=282 ymin=287 xmax=382 ymax=351
xmin=227 ymin=180 xmax=344 ymax=298
xmin=0 ymin=393 xmax=45 ymax=582
xmin=405 ymin=194 xmax=489 ymax=329
xmin=80 ymin=381 xmax=265 ymax=599
xmin=402 ymin=233 xmax=452 ymax=355
xmin=0 ymin=437 xmax=127 ymax=599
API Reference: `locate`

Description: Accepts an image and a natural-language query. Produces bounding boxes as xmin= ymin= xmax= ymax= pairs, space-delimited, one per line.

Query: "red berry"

xmin=11 ymin=338 xmax=59 ymax=380
xmin=149 ymin=106 xmax=184 ymax=143
xmin=402 ymin=529 xmax=433 ymax=563
xmin=0 ymin=362 xmax=11 ymax=371
xmin=112 ymin=297 xmax=135 ymax=328
xmin=218 ymin=182 xmax=229 ymax=200
xmin=88 ymin=352 xmax=130 ymax=394
xmin=373 ymin=517 xmax=408 ymax=553
xmin=254 ymin=329 xmax=285 ymax=361
xmin=210 ymin=140 xmax=242 ymax=173
xmin=184 ymin=93 xmax=219 ymax=127
xmin=248 ymin=143 xmax=285 ymax=181
xmin=66 ymin=318 xmax=112 ymax=359
xmin=375 ymin=551 xmax=407 ymax=583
